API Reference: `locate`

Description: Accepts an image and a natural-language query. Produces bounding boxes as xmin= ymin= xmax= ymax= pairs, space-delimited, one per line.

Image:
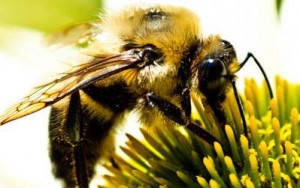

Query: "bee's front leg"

xmin=144 ymin=91 xmax=220 ymax=146
xmin=49 ymin=91 xmax=92 ymax=188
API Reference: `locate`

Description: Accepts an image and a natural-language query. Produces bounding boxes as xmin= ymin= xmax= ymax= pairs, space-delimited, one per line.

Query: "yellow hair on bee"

xmin=79 ymin=90 xmax=115 ymax=122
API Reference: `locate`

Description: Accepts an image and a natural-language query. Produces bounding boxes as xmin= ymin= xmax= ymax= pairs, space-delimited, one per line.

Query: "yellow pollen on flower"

xmin=229 ymin=174 xmax=242 ymax=188
xmin=249 ymin=116 xmax=259 ymax=150
xmin=197 ymin=176 xmax=209 ymax=188
xmin=225 ymin=125 xmax=241 ymax=162
xmin=270 ymin=99 xmax=279 ymax=119
xmin=291 ymin=108 xmax=299 ymax=142
xmin=272 ymin=117 xmax=282 ymax=156
xmin=249 ymin=154 xmax=260 ymax=187
xmin=245 ymin=100 xmax=255 ymax=117
xmin=273 ymin=160 xmax=282 ymax=187
xmin=214 ymin=142 xmax=224 ymax=160
xmin=284 ymin=141 xmax=293 ymax=176
xmin=244 ymin=179 xmax=255 ymax=188
xmin=224 ymin=156 xmax=236 ymax=174
xmin=209 ymin=179 xmax=220 ymax=188
xmin=203 ymin=156 xmax=216 ymax=175
xmin=259 ymin=141 xmax=272 ymax=179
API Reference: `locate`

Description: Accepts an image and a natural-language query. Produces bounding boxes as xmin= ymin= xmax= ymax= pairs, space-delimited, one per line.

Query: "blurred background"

xmin=0 ymin=1 xmax=102 ymax=188
xmin=0 ymin=0 xmax=102 ymax=32
xmin=0 ymin=0 xmax=298 ymax=187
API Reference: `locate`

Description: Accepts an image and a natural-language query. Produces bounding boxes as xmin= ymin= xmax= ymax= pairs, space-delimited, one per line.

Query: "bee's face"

xmin=91 ymin=6 xmax=202 ymax=97
xmin=192 ymin=36 xmax=240 ymax=99
xmin=89 ymin=5 xmax=241 ymax=100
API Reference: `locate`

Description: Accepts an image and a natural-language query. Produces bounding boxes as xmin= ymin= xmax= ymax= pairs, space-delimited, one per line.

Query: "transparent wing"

xmin=0 ymin=49 xmax=142 ymax=125
xmin=45 ymin=21 xmax=99 ymax=48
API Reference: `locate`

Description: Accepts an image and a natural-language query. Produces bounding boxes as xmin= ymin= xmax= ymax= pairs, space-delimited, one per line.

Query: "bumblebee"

xmin=0 ymin=5 xmax=273 ymax=188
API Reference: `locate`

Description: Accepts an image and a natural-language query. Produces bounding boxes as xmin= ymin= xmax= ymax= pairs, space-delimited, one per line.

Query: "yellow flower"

xmin=104 ymin=77 xmax=300 ymax=187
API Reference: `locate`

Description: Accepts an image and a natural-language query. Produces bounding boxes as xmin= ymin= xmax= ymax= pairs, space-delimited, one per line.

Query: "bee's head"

xmin=193 ymin=36 xmax=239 ymax=100
xmin=100 ymin=5 xmax=202 ymax=97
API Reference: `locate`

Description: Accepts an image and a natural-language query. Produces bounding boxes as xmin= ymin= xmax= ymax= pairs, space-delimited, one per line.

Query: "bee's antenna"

xmin=234 ymin=52 xmax=274 ymax=136
xmin=231 ymin=80 xmax=248 ymax=136
xmin=239 ymin=53 xmax=274 ymax=99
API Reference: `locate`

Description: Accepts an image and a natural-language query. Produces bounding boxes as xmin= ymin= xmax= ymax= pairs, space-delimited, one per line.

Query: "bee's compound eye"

xmin=198 ymin=58 xmax=228 ymax=96
xmin=201 ymin=58 xmax=227 ymax=79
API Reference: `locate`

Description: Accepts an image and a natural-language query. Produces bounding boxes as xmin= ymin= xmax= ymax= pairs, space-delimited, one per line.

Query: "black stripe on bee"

xmin=82 ymin=83 xmax=137 ymax=113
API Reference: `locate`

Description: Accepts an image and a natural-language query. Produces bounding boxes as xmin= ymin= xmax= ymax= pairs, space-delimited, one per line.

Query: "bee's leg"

xmin=205 ymin=95 xmax=227 ymax=131
xmin=181 ymin=88 xmax=192 ymax=118
xmin=182 ymin=87 xmax=233 ymax=145
xmin=49 ymin=91 xmax=89 ymax=188
xmin=145 ymin=92 xmax=220 ymax=145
